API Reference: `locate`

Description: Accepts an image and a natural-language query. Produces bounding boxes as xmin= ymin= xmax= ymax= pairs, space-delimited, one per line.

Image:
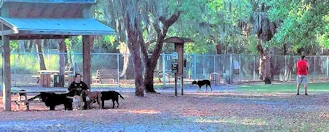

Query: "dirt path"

xmin=1 ymin=87 xmax=329 ymax=131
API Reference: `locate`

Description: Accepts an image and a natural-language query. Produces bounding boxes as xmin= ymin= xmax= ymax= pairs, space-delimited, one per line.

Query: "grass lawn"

xmin=238 ymin=82 xmax=329 ymax=93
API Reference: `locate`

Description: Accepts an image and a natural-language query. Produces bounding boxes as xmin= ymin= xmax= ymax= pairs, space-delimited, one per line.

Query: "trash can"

xmin=209 ymin=72 xmax=220 ymax=85
xmin=40 ymin=72 xmax=51 ymax=87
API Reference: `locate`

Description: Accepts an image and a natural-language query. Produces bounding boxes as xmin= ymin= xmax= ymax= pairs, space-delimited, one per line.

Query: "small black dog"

xmin=28 ymin=92 xmax=73 ymax=111
xmin=192 ymin=80 xmax=212 ymax=92
xmin=101 ymin=91 xmax=124 ymax=108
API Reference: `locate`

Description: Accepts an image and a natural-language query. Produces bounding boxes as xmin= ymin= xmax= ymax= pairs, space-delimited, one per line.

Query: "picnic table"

xmin=11 ymin=87 xmax=68 ymax=110
xmin=36 ymin=70 xmax=73 ymax=87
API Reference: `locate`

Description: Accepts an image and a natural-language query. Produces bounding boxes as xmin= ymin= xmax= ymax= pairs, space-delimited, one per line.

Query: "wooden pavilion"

xmin=0 ymin=0 xmax=115 ymax=111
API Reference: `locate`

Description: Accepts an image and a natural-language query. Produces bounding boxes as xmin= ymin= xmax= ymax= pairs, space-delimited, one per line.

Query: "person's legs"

xmin=81 ymin=90 xmax=88 ymax=109
xmin=303 ymin=76 xmax=308 ymax=95
xmin=296 ymin=75 xmax=302 ymax=95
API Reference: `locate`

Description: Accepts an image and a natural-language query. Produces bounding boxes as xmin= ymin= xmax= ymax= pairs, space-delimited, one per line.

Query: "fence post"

xmin=162 ymin=54 xmax=166 ymax=86
xmin=13 ymin=54 xmax=16 ymax=86
xmin=213 ymin=55 xmax=216 ymax=73
xmin=47 ymin=53 xmax=50 ymax=70
xmin=313 ymin=57 xmax=315 ymax=82
xmin=239 ymin=54 xmax=241 ymax=83
xmin=253 ymin=55 xmax=256 ymax=81
xmin=327 ymin=56 xmax=329 ymax=79
xmin=193 ymin=54 xmax=197 ymax=80
xmin=229 ymin=54 xmax=233 ymax=84
xmin=117 ymin=53 xmax=120 ymax=87
xmin=284 ymin=55 xmax=287 ymax=82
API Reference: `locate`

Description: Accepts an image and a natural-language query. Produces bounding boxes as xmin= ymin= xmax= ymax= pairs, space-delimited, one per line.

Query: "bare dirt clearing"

xmin=1 ymin=87 xmax=329 ymax=131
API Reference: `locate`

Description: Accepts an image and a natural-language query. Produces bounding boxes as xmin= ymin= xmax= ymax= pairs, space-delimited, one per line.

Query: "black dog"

xmin=28 ymin=92 xmax=73 ymax=111
xmin=101 ymin=91 xmax=124 ymax=108
xmin=192 ymin=80 xmax=212 ymax=92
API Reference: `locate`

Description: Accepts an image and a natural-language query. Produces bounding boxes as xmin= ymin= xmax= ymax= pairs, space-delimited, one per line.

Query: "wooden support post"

xmin=175 ymin=43 xmax=184 ymax=95
xmin=57 ymin=39 xmax=65 ymax=87
xmin=82 ymin=35 xmax=92 ymax=89
xmin=2 ymin=0 xmax=11 ymax=111
xmin=2 ymin=34 xmax=11 ymax=111
xmin=174 ymin=73 xmax=177 ymax=96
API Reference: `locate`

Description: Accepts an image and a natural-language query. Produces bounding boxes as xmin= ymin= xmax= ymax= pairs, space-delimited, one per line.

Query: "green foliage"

xmin=9 ymin=41 xmax=19 ymax=51
xmin=167 ymin=0 xmax=254 ymax=54
xmin=103 ymin=35 xmax=116 ymax=44
xmin=318 ymin=34 xmax=329 ymax=48
xmin=5 ymin=54 xmax=61 ymax=74
xmin=245 ymin=35 xmax=259 ymax=54
xmin=266 ymin=0 xmax=329 ymax=53
xmin=184 ymin=43 xmax=213 ymax=54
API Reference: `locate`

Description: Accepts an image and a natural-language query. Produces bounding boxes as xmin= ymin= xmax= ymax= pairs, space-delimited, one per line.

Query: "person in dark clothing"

xmin=67 ymin=73 xmax=89 ymax=109
xmin=68 ymin=73 xmax=89 ymax=92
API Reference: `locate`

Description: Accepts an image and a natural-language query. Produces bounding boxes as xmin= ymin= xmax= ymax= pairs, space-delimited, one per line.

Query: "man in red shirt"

xmin=296 ymin=55 xmax=309 ymax=95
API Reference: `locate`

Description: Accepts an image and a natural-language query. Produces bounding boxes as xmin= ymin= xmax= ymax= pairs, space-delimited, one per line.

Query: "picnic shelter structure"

xmin=0 ymin=0 xmax=115 ymax=111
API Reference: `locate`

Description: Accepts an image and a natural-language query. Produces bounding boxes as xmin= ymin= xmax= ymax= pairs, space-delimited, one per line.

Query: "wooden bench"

xmin=94 ymin=69 xmax=118 ymax=84
xmin=154 ymin=70 xmax=173 ymax=83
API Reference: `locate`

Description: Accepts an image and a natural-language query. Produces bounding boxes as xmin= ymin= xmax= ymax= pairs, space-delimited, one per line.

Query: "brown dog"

xmin=83 ymin=90 xmax=102 ymax=109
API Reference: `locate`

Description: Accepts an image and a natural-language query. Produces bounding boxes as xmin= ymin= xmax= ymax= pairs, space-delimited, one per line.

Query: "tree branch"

xmin=164 ymin=11 xmax=181 ymax=27
xmin=139 ymin=30 xmax=149 ymax=64
xmin=145 ymin=39 xmax=157 ymax=48
xmin=153 ymin=20 xmax=161 ymax=35
xmin=161 ymin=11 xmax=181 ymax=34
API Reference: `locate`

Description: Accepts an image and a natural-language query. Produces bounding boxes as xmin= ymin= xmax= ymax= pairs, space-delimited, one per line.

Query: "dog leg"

xmin=97 ymin=99 xmax=102 ymax=109
xmin=18 ymin=94 xmax=21 ymax=101
xmin=24 ymin=94 xmax=27 ymax=101
xmin=101 ymin=100 xmax=104 ymax=109
xmin=50 ymin=106 xmax=55 ymax=110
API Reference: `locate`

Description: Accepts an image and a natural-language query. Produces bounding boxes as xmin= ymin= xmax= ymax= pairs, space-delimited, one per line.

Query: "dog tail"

xmin=28 ymin=94 xmax=41 ymax=101
xmin=118 ymin=92 xmax=124 ymax=99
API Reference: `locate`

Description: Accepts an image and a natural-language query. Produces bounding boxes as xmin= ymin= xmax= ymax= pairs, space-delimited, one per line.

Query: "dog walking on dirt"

xmin=192 ymin=80 xmax=212 ymax=92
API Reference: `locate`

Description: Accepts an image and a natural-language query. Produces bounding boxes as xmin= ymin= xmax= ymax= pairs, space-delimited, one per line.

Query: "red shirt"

xmin=297 ymin=60 xmax=308 ymax=75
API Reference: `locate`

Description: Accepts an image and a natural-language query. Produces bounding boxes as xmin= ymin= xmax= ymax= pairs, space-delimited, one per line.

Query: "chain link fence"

xmin=0 ymin=53 xmax=328 ymax=87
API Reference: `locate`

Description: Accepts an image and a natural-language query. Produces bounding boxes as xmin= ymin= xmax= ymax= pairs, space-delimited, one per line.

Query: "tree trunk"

xmin=126 ymin=11 xmax=145 ymax=96
xmin=128 ymin=35 xmax=144 ymax=96
xmin=35 ymin=40 xmax=46 ymax=70
xmin=254 ymin=3 xmax=277 ymax=84
xmin=216 ymin=42 xmax=222 ymax=54
xmin=28 ymin=40 xmax=33 ymax=52
xmin=64 ymin=41 xmax=68 ymax=65
xmin=142 ymin=11 xmax=181 ymax=93
xmin=144 ymin=61 xmax=156 ymax=93
xmin=257 ymin=41 xmax=272 ymax=84
xmin=18 ymin=40 xmax=25 ymax=53
xmin=120 ymin=44 xmax=134 ymax=79
xmin=23 ymin=40 xmax=29 ymax=52
xmin=122 ymin=1 xmax=180 ymax=95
